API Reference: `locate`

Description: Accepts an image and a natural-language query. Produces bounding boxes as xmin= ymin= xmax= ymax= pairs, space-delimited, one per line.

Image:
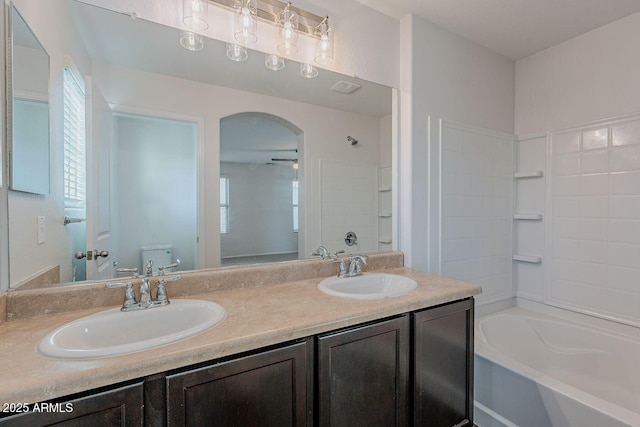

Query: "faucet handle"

xmin=144 ymin=260 xmax=154 ymax=276
xmin=158 ymin=260 xmax=181 ymax=275
xmin=331 ymin=250 xmax=345 ymax=259
xmin=106 ymin=282 xmax=137 ymax=309
xmin=155 ymin=275 xmax=181 ymax=305
xmin=332 ymin=258 xmax=347 ymax=277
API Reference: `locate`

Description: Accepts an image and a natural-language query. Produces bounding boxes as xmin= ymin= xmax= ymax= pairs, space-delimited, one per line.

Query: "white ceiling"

xmin=352 ymin=0 xmax=640 ymax=60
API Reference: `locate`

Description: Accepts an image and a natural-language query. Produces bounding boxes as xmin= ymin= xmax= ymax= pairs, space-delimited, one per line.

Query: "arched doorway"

xmin=220 ymin=112 xmax=304 ymax=266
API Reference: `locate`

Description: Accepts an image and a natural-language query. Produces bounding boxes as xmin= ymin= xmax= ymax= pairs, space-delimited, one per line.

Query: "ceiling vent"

xmin=330 ymin=80 xmax=362 ymax=94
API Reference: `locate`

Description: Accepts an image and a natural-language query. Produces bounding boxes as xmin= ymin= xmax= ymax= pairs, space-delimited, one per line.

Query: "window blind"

xmin=220 ymin=176 xmax=230 ymax=234
xmin=63 ymin=68 xmax=86 ymax=209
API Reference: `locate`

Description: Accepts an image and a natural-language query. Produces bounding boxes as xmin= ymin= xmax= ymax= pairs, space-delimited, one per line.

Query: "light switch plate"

xmin=37 ymin=216 xmax=46 ymax=245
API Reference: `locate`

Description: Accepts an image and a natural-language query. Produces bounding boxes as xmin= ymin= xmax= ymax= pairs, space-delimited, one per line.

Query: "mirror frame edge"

xmin=1 ymin=3 xmax=10 ymax=292
xmin=5 ymin=2 xmax=12 ymax=192
xmin=5 ymin=1 xmax=51 ymax=196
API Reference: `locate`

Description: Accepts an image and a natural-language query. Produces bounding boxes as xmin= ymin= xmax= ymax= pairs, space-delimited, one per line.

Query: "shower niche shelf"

xmin=378 ymin=186 xmax=391 ymax=192
xmin=512 ymin=254 xmax=542 ymax=264
xmin=378 ymin=213 xmax=392 ymax=218
xmin=378 ymin=238 xmax=392 ymax=244
xmin=513 ymin=171 xmax=544 ymax=179
xmin=513 ymin=213 xmax=543 ymax=221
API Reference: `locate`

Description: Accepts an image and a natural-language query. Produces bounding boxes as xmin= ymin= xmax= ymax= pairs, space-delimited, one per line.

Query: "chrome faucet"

xmin=347 ymin=255 xmax=368 ymax=277
xmin=333 ymin=254 xmax=368 ymax=278
xmin=107 ymin=260 xmax=181 ymax=311
xmin=312 ymin=246 xmax=330 ymax=259
xmin=138 ymin=260 xmax=153 ymax=306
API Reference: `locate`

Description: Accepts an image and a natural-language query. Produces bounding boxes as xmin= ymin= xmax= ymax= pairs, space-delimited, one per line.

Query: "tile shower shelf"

xmin=512 ymin=254 xmax=542 ymax=264
xmin=378 ymin=187 xmax=392 ymax=192
xmin=378 ymin=238 xmax=392 ymax=244
xmin=513 ymin=213 xmax=543 ymax=220
xmin=379 ymin=213 xmax=392 ymax=218
xmin=513 ymin=171 xmax=544 ymax=179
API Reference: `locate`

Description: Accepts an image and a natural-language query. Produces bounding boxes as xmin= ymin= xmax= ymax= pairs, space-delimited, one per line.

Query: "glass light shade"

xmin=234 ymin=0 xmax=258 ymax=44
xmin=314 ymin=20 xmax=333 ymax=65
xmin=277 ymin=6 xmax=299 ymax=55
xmin=226 ymin=43 xmax=248 ymax=62
xmin=183 ymin=0 xmax=209 ymax=31
xmin=180 ymin=31 xmax=204 ymax=51
xmin=265 ymin=54 xmax=285 ymax=71
xmin=300 ymin=63 xmax=318 ymax=79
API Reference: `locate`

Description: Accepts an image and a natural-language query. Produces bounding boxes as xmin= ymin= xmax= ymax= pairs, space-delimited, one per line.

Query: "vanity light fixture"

xmin=265 ymin=54 xmax=285 ymax=70
xmin=277 ymin=3 xmax=299 ymax=55
xmin=233 ymin=0 xmax=258 ymax=44
xmin=300 ymin=63 xmax=318 ymax=78
xmin=180 ymin=31 xmax=204 ymax=51
xmin=183 ymin=0 xmax=209 ymax=31
xmin=226 ymin=43 xmax=249 ymax=61
xmin=182 ymin=0 xmax=334 ymax=77
xmin=314 ymin=17 xmax=333 ymax=65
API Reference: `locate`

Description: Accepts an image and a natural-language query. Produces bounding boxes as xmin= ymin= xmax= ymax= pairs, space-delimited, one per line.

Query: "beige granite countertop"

xmin=0 ymin=266 xmax=480 ymax=405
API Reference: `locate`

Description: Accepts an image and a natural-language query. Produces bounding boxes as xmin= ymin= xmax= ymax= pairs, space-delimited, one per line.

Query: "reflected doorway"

xmin=220 ymin=113 xmax=303 ymax=267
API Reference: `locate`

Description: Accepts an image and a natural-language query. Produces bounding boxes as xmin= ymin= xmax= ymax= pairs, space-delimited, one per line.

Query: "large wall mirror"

xmin=7 ymin=0 xmax=394 ymax=290
xmin=6 ymin=3 xmax=50 ymax=195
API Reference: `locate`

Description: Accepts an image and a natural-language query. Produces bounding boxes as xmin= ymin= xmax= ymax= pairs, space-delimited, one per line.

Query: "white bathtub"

xmin=474 ymin=305 xmax=640 ymax=427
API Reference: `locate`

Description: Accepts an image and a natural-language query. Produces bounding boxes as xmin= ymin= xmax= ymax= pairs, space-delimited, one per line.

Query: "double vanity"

xmin=0 ymin=253 xmax=481 ymax=426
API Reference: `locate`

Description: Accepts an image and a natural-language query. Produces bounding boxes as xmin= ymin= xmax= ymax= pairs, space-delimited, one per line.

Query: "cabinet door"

xmin=317 ymin=315 xmax=409 ymax=427
xmin=413 ymin=298 xmax=474 ymax=427
xmin=0 ymin=382 xmax=143 ymax=427
xmin=166 ymin=339 xmax=311 ymax=427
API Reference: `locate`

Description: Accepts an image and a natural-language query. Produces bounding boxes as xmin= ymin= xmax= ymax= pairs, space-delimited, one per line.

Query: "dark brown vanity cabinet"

xmin=3 ymin=298 xmax=474 ymax=427
xmin=165 ymin=339 xmax=312 ymax=427
xmin=0 ymin=382 xmax=144 ymax=427
xmin=413 ymin=299 xmax=474 ymax=427
xmin=317 ymin=316 xmax=409 ymax=427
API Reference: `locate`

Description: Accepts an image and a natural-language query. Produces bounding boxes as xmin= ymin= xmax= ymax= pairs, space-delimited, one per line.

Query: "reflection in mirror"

xmin=220 ymin=113 xmax=302 ymax=267
xmin=8 ymin=4 xmax=50 ymax=194
xmin=7 ymin=0 xmax=393 ymax=289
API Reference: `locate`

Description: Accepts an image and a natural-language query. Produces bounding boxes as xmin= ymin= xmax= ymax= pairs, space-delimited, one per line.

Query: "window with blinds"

xmin=293 ymin=179 xmax=299 ymax=232
xmin=220 ymin=175 xmax=230 ymax=234
xmin=63 ymin=67 xmax=86 ymax=209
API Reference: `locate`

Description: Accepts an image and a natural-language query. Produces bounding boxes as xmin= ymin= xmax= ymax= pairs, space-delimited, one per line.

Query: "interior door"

xmin=84 ymin=76 xmax=116 ymax=280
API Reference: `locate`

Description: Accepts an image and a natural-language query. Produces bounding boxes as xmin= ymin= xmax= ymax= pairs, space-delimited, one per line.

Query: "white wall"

xmin=115 ymin=115 xmax=197 ymax=272
xmin=220 ymin=162 xmax=298 ymax=258
xmin=515 ymin=12 xmax=640 ymax=135
xmin=399 ymin=14 xmax=516 ymax=286
xmin=7 ymin=0 xmax=92 ymax=287
xmin=93 ymin=62 xmax=382 ymax=266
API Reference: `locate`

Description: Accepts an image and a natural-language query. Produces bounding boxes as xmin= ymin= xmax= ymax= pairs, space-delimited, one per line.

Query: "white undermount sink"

xmin=38 ymin=299 xmax=226 ymax=359
xmin=318 ymin=273 xmax=419 ymax=299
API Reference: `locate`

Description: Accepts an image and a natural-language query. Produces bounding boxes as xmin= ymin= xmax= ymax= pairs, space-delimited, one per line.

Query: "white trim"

xmin=515 ymin=132 xmax=546 ymax=142
xmin=391 ymin=88 xmax=400 ymax=253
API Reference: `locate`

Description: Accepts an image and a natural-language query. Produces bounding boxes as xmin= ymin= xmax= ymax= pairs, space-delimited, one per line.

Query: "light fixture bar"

xmin=208 ymin=0 xmax=326 ymax=36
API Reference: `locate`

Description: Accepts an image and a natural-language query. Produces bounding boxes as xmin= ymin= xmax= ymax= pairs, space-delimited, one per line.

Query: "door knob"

xmin=75 ymin=250 xmax=109 ymax=260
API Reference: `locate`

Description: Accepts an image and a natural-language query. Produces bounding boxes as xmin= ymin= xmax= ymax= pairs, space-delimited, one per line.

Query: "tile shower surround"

xmin=548 ymin=116 xmax=640 ymax=326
